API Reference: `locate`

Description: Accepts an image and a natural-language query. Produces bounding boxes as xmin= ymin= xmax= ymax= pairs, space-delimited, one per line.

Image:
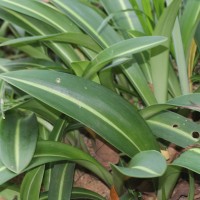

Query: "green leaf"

xmin=20 ymin=165 xmax=45 ymax=200
xmin=0 ymin=184 xmax=20 ymax=200
xmin=0 ymin=160 xmax=17 ymax=185
xmin=52 ymin=0 xmax=121 ymax=48
xmin=147 ymin=111 xmax=199 ymax=148
xmin=40 ymin=187 xmax=106 ymax=200
xmin=100 ymin=0 xmax=143 ymax=32
xmin=83 ymin=36 xmax=167 ymax=79
xmin=31 ymin=141 xmax=112 ymax=187
xmin=0 ymin=32 xmax=102 ymax=53
xmin=172 ymin=17 xmax=189 ymax=95
xmin=150 ymin=0 xmax=182 ymax=103
xmin=0 ymin=110 xmax=38 ymax=173
xmin=0 ymin=70 xmax=159 ymax=156
xmin=180 ymin=0 xmax=200 ymax=61
xmin=140 ymin=104 xmax=174 ymax=119
xmin=0 ymin=141 xmax=112 ymax=186
xmin=48 ymin=162 xmax=75 ymax=200
xmin=0 ymin=58 xmax=65 ymax=73
xmin=111 ymin=150 xmax=167 ymax=178
xmin=172 ymin=148 xmax=200 ymax=174
xmin=0 ymin=6 xmax=81 ymax=66
xmin=167 ymin=93 xmax=200 ymax=112
xmin=20 ymin=99 xmax=60 ymax=124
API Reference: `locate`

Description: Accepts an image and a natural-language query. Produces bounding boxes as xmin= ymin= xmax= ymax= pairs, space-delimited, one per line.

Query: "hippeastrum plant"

xmin=0 ymin=0 xmax=199 ymax=199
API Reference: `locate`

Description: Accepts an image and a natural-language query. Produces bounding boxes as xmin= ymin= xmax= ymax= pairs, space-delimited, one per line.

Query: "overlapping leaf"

xmin=0 ymin=70 xmax=159 ymax=156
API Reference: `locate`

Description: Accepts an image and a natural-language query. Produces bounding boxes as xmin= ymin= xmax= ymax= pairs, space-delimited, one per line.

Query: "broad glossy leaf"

xmin=111 ymin=150 xmax=166 ymax=178
xmin=0 ymin=70 xmax=159 ymax=156
xmin=167 ymin=93 xmax=200 ymax=112
xmin=48 ymin=162 xmax=75 ymax=200
xmin=172 ymin=148 xmax=200 ymax=174
xmin=147 ymin=111 xmax=199 ymax=148
xmin=20 ymin=165 xmax=45 ymax=200
xmin=83 ymin=36 xmax=167 ymax=79
xmin=0 ymin=110 xmax=38 ymax=173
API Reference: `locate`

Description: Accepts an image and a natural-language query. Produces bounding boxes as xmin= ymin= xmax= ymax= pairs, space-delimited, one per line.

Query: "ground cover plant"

xmin=0 ymin=0 xmax=199 ymax=199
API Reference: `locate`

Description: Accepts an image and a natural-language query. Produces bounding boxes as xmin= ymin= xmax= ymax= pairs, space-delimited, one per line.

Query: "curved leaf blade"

xmin=172 ymin=148 xmax=200 ymax=174
xmin=111 ymin=150 xmax=167 ymax=178
xmin=20 ymin=165 xmax=45 ymax=200
xmin=0 ymin=32 xmax=102 ymax=53
xmin=0 ymin=110 xmax=38 ymax=173
xmin=40 ymin=187 xmax=106 ymax=200
xmin=83 ymin=36 xmax=167 ymax=79
xmin=48 ymin=163 xmax=75 ymax=200
xmin=147 ymin=111 xmax=199 ymax=148
xmin=0 ymin=70 xmax=159 ymax=156
xmin=167 ymin=93 xmax=200 ymax=112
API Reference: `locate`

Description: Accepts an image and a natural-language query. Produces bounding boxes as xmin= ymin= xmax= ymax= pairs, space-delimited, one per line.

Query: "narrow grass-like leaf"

xmin=0 ymin=32 xmax=102 ymax=53
xmin=0 ymin=7 xmax=81 ymax=66
xmin=180 ymin=0 xmax=200 ymax=61
xmin=48 ymin=162 xmax=75 ymax=200
xmin=0 ymin=36 xmax=50 ymax=60
xmin=172 ymin=18 xmax=189 ymax=94
xmin=121 ymin=59 xmax=157 ymax=106
xmin=101 ymin=0 xmax=143 ymax=32
xmin=0 ymin=58 xmax=65 ymax=73
xmin=0 ymin=110 xmax=38 ymax=173
xmin=0 ymin=70 xmax=159 ymax=156
xmin=147 ymin=111 xmax=199 ymax=148
xmin=151 ymin=0 xmax=182 ymax=103
xmin=0 ymin=0 xmax=80 ymax=33
xmin=52 ymin=0 xmax=121 ymax=48
xmin=111 ymin=150 xmax=166 ymax=178
xmin=83 ymin=36 xmax=167 ymax=79
xmin=20 ymin=165 xmax=45 ymax=200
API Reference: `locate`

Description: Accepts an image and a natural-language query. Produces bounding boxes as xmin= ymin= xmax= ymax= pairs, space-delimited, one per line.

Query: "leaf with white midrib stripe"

xmin=0 ymin=70 xmax=159 ymax=157
xmin=0 ymin=110 xmax=38 ymax=173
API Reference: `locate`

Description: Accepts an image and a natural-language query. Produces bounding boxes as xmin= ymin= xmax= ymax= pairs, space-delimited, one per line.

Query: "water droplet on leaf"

xmin=56 ymin=78 xmax=61 ymax=83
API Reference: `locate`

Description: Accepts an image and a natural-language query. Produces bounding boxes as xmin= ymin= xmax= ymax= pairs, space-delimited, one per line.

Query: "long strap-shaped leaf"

xmin=0 ymin=70 xmax=159 ymax=156
xmin=0 ymin=32 xmax=102 ymax=53
xmin=83 ymin=36 xmax=167 ymax=79
xmin=0 ymin=141 xmax=112 ymax=186
xmin=150 ymin=0 xmax=182 ymax=103
xmin=20 ymin=165 xmax=45 ymax=200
